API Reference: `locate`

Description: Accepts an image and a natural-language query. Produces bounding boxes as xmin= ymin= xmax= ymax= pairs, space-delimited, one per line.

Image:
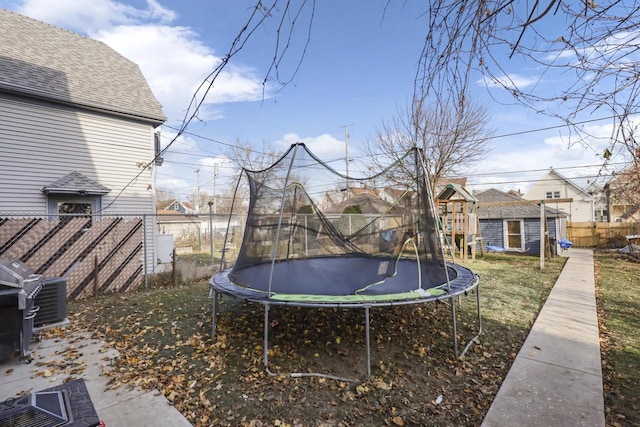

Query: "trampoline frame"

xmin=210 ymin=262 xmax=481 ymax=383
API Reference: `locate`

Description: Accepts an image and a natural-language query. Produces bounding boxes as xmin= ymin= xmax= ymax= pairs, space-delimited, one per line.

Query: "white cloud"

xmin=481 ymin=73 xmax=539 ymax=90
xmin=17 ymin=0 xmax=176 ymax=32
xmin=277 ymin=133 xmax=347 ymax=160
xmin=15 ymin=0 xmax=267 ymax=124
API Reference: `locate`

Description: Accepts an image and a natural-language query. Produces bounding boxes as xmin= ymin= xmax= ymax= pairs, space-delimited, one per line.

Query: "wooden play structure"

xmin=437 ymin=183 xmax=482 ymax=261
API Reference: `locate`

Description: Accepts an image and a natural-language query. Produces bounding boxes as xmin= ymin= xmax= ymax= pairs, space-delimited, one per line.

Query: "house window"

xmin=58 ymin=202 xmax=93 ymax=215
xmin=504 ymin=219 xmax=524 ymax=250
xmin=545 ymin=191 xmax=561 ymax=199
xmin=47 ymin=195 xmax=100 ymax=222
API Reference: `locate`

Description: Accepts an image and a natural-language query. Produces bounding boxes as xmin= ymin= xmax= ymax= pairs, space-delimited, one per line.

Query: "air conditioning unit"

xmin=34 ymin=277 xmax=67 ymax=327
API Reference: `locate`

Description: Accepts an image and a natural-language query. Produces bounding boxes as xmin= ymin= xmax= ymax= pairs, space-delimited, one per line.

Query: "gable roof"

xmin=476 ymin=188 xmax=567 ymax=219
xmin=436 ymin=183 xmax=477 ymax=202
xmin=524 ymin=168 xmax=590 ymax=199
xmin=0 ymin=8 xmax=165 ymax=125
xmin=42 ymin=171 xmax=111 ymax=195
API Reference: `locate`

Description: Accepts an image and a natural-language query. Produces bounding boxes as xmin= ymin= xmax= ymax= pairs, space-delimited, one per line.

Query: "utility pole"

xmin=195 ymin=168 xmax=200 ymax=213
xmin=340 ymin=124 xmax=354 ymax=198
xmin=212 ymin=163 xmax=218 ymax=214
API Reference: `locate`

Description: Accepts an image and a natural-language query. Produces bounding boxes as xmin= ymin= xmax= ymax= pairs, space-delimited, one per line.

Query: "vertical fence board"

xmin=567 ymin=221 xmax=640 ymax=247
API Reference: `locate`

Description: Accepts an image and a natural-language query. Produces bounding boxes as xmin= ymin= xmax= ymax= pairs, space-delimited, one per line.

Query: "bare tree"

xmin=226 ymin=139 xmax=283 ymax=172
xmin=155 ymin=189 xmax=178 ymax=203
xmin=153 ymin=1 xmax=639 ymax=205
xmin=606 ymin=150 xmax=640 ymax=220
xmin=365 ymin=98 xmax=494 ymax=191
xmin=222 ymin=139 xmax=285 ymax=213
xmin=417 ymin=1 xmax=640 ymax=164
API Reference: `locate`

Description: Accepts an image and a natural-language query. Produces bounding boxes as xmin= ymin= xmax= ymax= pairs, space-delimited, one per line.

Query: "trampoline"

xmin=211 ymin=143 xmax=481 ymax=381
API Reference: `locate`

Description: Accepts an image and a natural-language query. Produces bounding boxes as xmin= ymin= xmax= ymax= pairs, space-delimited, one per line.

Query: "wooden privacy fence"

xmin=567 ymin=221 xmax=640 ymax=248
xmin=0 ymin=216 xmax=143 ymax=299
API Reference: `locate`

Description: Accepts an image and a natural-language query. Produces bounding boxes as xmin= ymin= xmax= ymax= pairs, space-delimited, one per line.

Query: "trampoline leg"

xmin=210 ymin=288 xmax=218 ymax=339
xmin=262 ymin=304 xmax=370 ymax=383
xmin=264 ymin=303 xmax=271 ymax=373
xmin=453 ymin=284 xmax=483 ymax=359
xmin=458 ymin=286 xmax=483 ymax=358
xmin=450 ymin=296 xmax=459 ymax=358
xmin=364 ymin=306 xmax=371 ymax=380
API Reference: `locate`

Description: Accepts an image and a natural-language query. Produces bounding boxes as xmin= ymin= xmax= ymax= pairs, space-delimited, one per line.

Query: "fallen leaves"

xmin=60 ymin=262 xmax=564 ymax=427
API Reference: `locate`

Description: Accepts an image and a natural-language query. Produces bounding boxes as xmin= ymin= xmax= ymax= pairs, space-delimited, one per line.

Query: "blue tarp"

xmin=558 ymin=239 xmax=573 ymax=249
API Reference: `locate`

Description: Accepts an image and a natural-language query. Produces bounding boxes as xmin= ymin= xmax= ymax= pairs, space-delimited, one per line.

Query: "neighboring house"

xmin=584 ymin=181 xmax=608 ymax=222
xmin=523 ymin=168 xmax=596 ymax=222
xmin=0 ymin=9 xmax=166 ymax=215
xmin=317 ymin=187 xmax=379 ymax=211
xmin=605 ymin=165 xmax=640 ymax=223
xmin=157 ymin=199 xmax=197 ymax=215
xmin=476 ymin=188 xmax=568 ymax=255
xmin=323 ymin=192 xmax=402 ymax=215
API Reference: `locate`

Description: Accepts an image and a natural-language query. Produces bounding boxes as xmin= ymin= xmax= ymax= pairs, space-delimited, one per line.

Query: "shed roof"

xmin=0 ymin=8 xmax=165 ymax=125
xmin=476 ymin=188 xmax=567 ymax=219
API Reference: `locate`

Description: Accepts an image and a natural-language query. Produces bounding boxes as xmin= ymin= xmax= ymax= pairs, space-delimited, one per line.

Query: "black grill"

xmin=0 ymin=258 xmax=44 ymax=361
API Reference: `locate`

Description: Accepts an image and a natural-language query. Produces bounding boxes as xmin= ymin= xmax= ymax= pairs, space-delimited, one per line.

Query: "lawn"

xmin=594 ymin=250 xmax=640 ymax=427
xmin=63 ymin=253 xmax=570 ymax=426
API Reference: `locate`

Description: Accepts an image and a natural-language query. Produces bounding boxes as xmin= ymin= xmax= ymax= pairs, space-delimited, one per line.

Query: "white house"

xmin=0 ymin=9 xmax=166 ymax=295
xmin=0 ymin=8 xmax=166 ymax=215
xmin=523 ymin=168 xmax=596 ymax=222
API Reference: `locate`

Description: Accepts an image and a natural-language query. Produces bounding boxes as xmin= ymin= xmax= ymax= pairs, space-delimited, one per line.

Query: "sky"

xmin=1 ymin=0 xmax=632 ymax=200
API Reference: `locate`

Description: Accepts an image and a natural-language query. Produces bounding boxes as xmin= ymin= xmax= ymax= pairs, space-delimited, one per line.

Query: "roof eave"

xmin=0 ymin=84 xmax=166 ymax=126
xmin=42 ymin=188 xmax=110 ymax=196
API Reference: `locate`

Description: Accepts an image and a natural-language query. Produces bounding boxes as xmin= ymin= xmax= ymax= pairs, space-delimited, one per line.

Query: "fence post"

xmin=143 ymin=214 xmax=148 ymax=289
xmin=172 ymin=247 xmax=177 ymax=288
xmin=94 ymin=254 xmax=99 ymax=298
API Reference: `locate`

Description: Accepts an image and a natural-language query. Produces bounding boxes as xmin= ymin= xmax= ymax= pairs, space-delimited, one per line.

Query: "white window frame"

xmin=503 ymin=219 xmax=525 ymax=250
xmin=47 ymin=194 xmax=101 ymax=222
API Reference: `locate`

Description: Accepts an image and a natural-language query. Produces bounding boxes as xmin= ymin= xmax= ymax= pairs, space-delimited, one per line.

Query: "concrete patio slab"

xmin=0 ymin=331 xmax=191 ymax=426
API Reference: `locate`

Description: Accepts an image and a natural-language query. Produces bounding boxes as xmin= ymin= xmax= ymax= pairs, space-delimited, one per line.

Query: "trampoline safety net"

xmin=221 ymin=143 xmax=450 ymax=296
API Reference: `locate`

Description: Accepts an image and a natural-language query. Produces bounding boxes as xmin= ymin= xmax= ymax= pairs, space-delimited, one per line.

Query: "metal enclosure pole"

xmin=208 ymin=201 xmax=214 ymax=265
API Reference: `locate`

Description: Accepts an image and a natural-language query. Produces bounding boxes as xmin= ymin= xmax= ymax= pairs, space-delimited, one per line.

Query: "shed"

xmin=476 ymin=188 xmax=568 ymax=256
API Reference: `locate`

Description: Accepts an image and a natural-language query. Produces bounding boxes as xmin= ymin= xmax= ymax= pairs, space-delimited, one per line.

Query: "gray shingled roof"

xmin=42 ymin=171 xmax=111 ymax=195
xmin=0 ymin=8 xmax=165 ymax=124
xmin=324 ymin=193 xmax=405 ymax=215
xmin=476 ymin=188 xmax=567 ymax=219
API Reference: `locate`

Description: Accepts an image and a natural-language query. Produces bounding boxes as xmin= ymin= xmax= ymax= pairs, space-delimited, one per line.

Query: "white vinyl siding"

xmin=0 ymin=94 xmax=156 ymax=213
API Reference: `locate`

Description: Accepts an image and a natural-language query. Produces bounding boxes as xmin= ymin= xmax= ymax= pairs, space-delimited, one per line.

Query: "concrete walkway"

xmin=482 ymin=248 xmax=605 ymax=426
xmin=0 ymin=331 xmax=192 ymax=426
